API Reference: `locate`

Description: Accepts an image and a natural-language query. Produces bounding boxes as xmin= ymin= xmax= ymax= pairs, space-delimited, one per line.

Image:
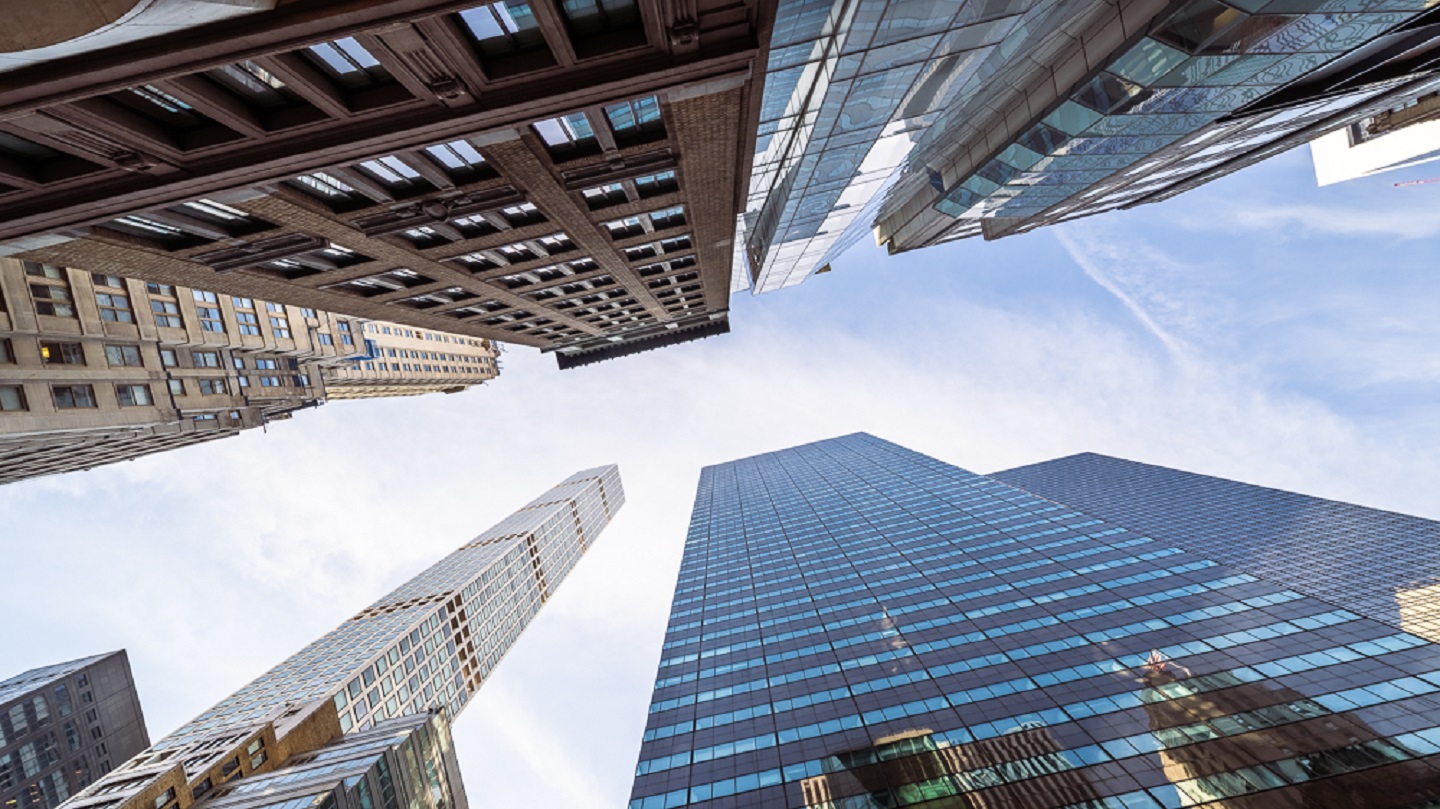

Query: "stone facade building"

xmin=0 ymin=255 xmax=497 ymax=485
xmin=0 ymin=0 xmax=774 ymax=367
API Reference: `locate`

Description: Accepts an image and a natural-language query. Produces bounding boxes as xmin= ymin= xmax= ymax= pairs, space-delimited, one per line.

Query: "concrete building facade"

xmin=0 ymin=0 xmax=775 ymax=367
xmin=56 ymin=466 xmax=622 ymax=809
xmin=0 ymin=653 xmax=150 ymax=809
xmin=0 ymin=255 xmax=497 ymax=485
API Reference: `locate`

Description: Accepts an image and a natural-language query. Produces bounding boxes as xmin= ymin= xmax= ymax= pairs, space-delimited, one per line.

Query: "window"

xmin=148 ymin=283 xmax=183 ymax=328
xmin=0 ymin=339 xmax=12 ymax=364
xmin=256 ymin=359 xmax=278 ymax=370
xmin=92 ymin=274 xmax=135 ymax=323
xmin=40 ymin=342 xmax=85 ymax=366
xmin=25 ymin=262 xmax=75 ymax=318
xmin=304 ymin=38 xmax=389 ymax=87
xmin=108 ymin=214 xmax=192 ymax=241
xmin=318 ymin=333 xmax=334 ymax=346
xmin=105 ymin=345 xmax=143 ymax=367
xmin=581 ymin=182 xmax=626 ymax=208
xmin=558 ymin=0 xmax=640 ymax=39
xmin=270 ymin=315 xmax=292 ymax=339
xmin=194 ymin=292 xmax=225 ymax=333
xmin=649 ymin=204 xmax=685 ymax=229
xmin=199 ymin=379 xmax=227 ymax=395
xmin=116 ymin=385 xmax=153 ymax=406
xmin=605 ymin=95 xmax=661 ymax=134
xmin=193 ymin=351 xmax=221 ymax=368
xmin=206 ymin=61 xmax=295 ymax=108
xmin=259 ymin=376 xmax=282 ymax=387
xmin=604 ymin=216 xmax=643 ymax=239
xmin=425 ymin=140 xmax=487 ymax=172
xmin=358 ymin=155 xmax=422 ymax=188
xmin=160 ymin=349 xmax=178 ymax=367
xmin=168 ymin=379 xmax=185 ymax=395
xmin=235 ymin=299 xmax=260 ymax=336
xmin=634 ymin=170 xmax=678 ymax=197
xmin=294 ymin=171 xmax=356 ymax=199
xmin=0 ymin=386 xmax=26 ymax=412
xmin=52 ymin=385 xmax=97 ymax=409
xmin=533 ymin=112 xmax=595 ymax=150
xmin=458 ymin=1 xmax=546 ymax=55
xmin=539 ymin=232 xmax=574 ymax=253
xmin=500 ymin=202 xmax=543 ymax=226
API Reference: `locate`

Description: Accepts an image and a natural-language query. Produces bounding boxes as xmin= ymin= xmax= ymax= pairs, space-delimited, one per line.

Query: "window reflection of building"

xmin=1139 ymin=659 xmax=1439 ymax=807
xmin=798 ymin=723 xmax=1103 ymax=809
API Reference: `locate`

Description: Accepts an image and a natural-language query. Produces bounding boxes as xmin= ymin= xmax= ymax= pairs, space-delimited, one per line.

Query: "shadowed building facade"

xmin=0 ymin=255 xmax=497 ymax=485
xmin=0 ymin=653 xmax=150 ymax=809
xmin=55 ymin=465 xmax=622 ymax=809
xmin=992 ymin=452 xmax=1440 ymax=644
xmin=628 ymin=434 xmax=1440 ymax=808
xmin=0 ymin=0 xmax=774 ymax=367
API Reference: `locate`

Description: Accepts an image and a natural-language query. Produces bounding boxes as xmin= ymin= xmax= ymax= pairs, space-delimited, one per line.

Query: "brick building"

xmin=0 ymin=0 xmax=774 ymax=367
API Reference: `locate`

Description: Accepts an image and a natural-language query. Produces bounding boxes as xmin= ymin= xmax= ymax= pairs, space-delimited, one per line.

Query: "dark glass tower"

xmin=629 ymin=434 xmax=1440 ymax=809
xmin=993 ymin=453 xmax=1440 ymax=645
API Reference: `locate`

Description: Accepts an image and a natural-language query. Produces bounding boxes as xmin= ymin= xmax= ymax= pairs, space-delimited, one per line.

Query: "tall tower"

xmin=59 ymin=465 xmax=623 ymax=809
xmin=629 ymin=434 xmax=1440 ymax=808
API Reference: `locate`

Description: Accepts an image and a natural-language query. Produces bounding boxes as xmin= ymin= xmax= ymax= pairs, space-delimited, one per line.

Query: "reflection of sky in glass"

xmin=740 ymin=0 xmax=1033 ymax=294
xmin=922 ymin=2 xmax=1436 ymax=232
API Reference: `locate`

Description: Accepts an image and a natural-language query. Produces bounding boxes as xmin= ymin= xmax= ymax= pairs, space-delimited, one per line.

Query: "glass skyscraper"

xmin=59 ymin=465 xmax=622 ymax=809
xmin=740 ymin=0 xmax=1440 ymax=293
xmin=993 ymin=452 xmax=1440 ymax=644
xmin=629 ymin=434 xmax=1440 ymax=808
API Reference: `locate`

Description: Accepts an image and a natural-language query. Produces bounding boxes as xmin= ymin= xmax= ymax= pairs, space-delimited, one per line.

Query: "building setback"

xmin=992 ymin=451 xmax=1440 ymax=645
xmin=0 ymin=255 xmax=497 ymax=485
xmin=57 ymin=465 xmax=622 ymax=809
xmin=0 ymin=653 xmax=150 ymax=809
xmin=629 ymin=433 xmax=1440 ymax=808
xmin=0 ymin=0 xmax=775 ymax=367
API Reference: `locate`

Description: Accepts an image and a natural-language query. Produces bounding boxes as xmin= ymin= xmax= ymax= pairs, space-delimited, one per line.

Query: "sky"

xmin=2 ymin=146 xmax=1439 ymax=808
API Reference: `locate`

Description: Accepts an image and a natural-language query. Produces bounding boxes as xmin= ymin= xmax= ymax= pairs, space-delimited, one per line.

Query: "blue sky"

xmin=2 ymin=145 xmax=1438 ymax=807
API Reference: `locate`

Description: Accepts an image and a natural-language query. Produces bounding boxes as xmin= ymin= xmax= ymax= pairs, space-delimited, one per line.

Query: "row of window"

xmin=0 ymin=384 xmax=155 ymax=412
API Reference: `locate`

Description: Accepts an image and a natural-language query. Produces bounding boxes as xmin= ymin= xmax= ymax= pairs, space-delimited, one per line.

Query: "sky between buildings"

xmin=1 ymin=146 xmax=1438 ymax=808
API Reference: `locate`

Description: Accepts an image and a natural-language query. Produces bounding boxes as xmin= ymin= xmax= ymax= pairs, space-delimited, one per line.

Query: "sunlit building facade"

xmin=629 ymin=434 xmax=1440 ymax=808
xmin=0 ymin=255 xmax=497 ymax=484
xmin=59 ymin=465 xmax=622 ymax=809
xmin=0 ymin=653 xmax=150 ymax=809
xmin=993 ymin=451 xmax=1440 ymax=644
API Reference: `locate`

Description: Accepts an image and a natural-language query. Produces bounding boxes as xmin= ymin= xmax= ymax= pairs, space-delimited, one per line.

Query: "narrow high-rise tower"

xmin=59 ymin=465 xmax=623 ymax=809
xmin=630 ymin=434 xmax=1440 ymax=808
